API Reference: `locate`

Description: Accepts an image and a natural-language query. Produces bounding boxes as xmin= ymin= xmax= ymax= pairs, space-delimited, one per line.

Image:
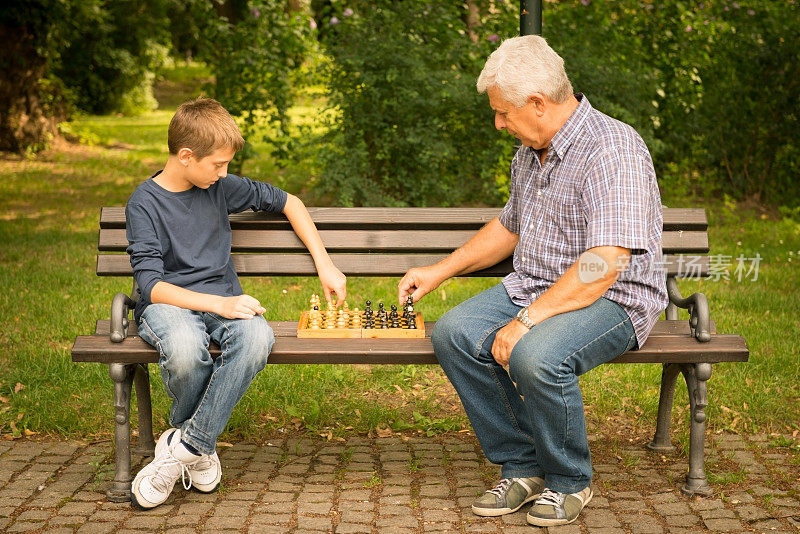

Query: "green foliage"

xmin=315 ymin=0 xmax=517 ymax=207
xmin=190 ymin=0 xmax=313 ymax=174
xmin=544 ymin=0 xmax=799 ymax=207
xmin=53 ymin=0 xmax=171 ymax=115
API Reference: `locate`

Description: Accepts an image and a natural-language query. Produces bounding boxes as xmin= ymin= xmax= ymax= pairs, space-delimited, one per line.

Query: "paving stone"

xmin=336 ymin=522 xmax=373 ymax=533
xmin=122 ymin=515 xmax=166 ymax=529
xmin=544 ymin=525 xmax=581 ymax=533
xmin=663 ymin=514 xmax=700 ymax=527
xmin=653 ymin=502 xmax=693 ymax=516
xmin=377 ymin=514 xmax=419 ymax=528
xmin=296 ymin=515 xmax=333 ymax=531
xmin=584 ymin=509 xmax=622 ymax=528
xmin=611 ymin=499 xmax=650 ymax=513
xmin=249 ymin=513 xmax=292 ymax=526
xmin=699 ymin=507 xmax=735 ymax=519
xmin=420 ymin=498 xmax=456 ymax=510
xmin=7 ymin=521 xmax=47 ymax=532
xmin=619 ymin=514 xmax=664 ymax=534
xmin=298 ymin=501 xmax=332 ymax=515
xmin=166 ymin=515 xmax=202 ymax=527
xmin=75 ymin=523 xmax=119 ymax=534
xmin=262 ymin=491 xmax=295 ymax=503
xmin=17 ymin=509 xmax=54 ymax=521
xmin=650 ymin=492 xmax=680 ymax=504
xmin=48 ymin=515 xmax=86 ymax=526
xmin=340 ymin=489 xmax=371 ymax=501
xmin=689 ymin=498 xmax=724 ymax=511
xmin=702 ymin=517 xmax=746 ymax=531
xmin=204 ymin=514 xmax=248 ymax=529
xmin=340 ymin=501 xmax=374 ymax=512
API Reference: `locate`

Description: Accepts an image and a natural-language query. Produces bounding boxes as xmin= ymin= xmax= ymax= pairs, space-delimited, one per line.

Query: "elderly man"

xmin=398 ymin=35 xmax=667 ymax=527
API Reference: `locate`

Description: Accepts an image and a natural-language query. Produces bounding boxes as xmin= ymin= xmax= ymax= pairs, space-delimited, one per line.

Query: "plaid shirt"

xmin=499 ymin=94 xmax=668 ymax=348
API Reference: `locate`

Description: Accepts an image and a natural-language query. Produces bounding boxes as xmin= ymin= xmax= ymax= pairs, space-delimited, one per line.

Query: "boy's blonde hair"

xmin=168 ymin=97 xmax=245 ymax=158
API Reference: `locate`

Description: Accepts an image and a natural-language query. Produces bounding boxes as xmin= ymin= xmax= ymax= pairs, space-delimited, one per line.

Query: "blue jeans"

xmin=138 ymin=304 xmax=275 ymax=455
xmin=432 ymin=284 xmax=636 ymax=493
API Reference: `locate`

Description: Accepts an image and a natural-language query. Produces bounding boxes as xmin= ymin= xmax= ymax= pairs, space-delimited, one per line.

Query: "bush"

xmin=315 ymin=0 xmax=519 ymax=207
xmin=53 ymin=1 xmax=170 ymax=115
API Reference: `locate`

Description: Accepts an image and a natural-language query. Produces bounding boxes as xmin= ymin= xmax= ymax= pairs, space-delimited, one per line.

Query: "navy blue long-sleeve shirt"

xmin=125 ymin=172 xmax=288 ymax=323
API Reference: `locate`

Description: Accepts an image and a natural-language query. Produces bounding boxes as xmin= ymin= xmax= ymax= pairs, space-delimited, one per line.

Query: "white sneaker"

xmin=154 ymin=427 xmax=221 ymax=493
xmin=188 ymin=451 xmax=222 ymax=493
xmin=131 ymin=428 xmax=197 ymax=509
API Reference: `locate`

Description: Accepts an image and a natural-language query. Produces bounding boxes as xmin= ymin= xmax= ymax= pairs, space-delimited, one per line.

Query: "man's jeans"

xmin=432 ymin=284 xmax=637 ymax=493
xmin=138 ymin=304 xmax=275 ymax=455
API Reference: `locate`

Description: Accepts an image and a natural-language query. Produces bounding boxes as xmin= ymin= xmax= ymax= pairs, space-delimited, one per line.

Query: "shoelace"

xmin=148 ymin=455 xmax=193 ymax=492
xmin=191 ymin=455 xmax=215 ymax=471
xmin=536 ymin=488 xmax=566 ymax=507
xmin=487 ymin=478 xmax=515 ymax=497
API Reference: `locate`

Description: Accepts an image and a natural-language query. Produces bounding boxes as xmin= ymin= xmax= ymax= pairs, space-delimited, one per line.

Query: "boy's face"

xmin=185 ymin=146 xmax=237 ymax=189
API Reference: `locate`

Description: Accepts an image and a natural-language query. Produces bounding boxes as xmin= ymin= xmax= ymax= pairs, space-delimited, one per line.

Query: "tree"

xmin=0 ymin=1 xmax=68 ymax=152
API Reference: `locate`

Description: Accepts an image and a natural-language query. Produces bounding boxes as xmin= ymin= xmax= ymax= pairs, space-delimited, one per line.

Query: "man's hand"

xmin=319 ymin=263 xmax=347 ymax=308
xmin=215 ymin=294 xmax=266 ymax=320
xmin=398 ymin=265 xmax=444 ymax=304
xmin=491 ymin=319 xmax=529 ymax=369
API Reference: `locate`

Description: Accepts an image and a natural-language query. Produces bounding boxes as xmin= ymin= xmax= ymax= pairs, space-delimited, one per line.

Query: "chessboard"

xmin=296 ymin=295 xmax=426 ymax=339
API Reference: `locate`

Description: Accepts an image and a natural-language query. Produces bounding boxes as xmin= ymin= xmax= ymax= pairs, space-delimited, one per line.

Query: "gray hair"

xmin=477 ymin=35 xmax=574 ymax=107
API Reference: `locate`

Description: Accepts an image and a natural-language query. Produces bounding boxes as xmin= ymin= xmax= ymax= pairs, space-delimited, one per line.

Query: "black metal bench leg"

xmin=107 ymin=363 xmax=134 ymax=502
xmin=132 ymin=364 xmax=156 ymax=457
xmin=680 ymin=362 xmax=714 ymax=496
xmin=647 ymin=363 xmax=681 ymax=453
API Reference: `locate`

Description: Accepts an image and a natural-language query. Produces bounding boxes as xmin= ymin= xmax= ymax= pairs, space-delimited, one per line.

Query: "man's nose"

xmin=494 ymin=114 xmax=505 ymax=131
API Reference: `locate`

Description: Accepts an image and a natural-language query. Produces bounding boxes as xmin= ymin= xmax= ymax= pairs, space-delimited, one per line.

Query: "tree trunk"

xmin=0 ymin=24 xmax=59 ymax=152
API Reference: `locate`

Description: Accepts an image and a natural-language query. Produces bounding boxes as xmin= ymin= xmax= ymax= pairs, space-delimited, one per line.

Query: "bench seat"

xmin=74 ymin=320 xmax=747 ymax=365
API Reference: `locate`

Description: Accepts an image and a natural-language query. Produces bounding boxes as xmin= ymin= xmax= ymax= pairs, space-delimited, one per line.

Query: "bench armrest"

xmin=666 ymin=276 xmax=711 ymax=342
xmin=110 ymin=281 xmax=139 ymax=343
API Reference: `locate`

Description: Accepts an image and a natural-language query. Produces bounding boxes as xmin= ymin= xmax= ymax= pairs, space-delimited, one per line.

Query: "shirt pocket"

xmin=538 ymin=195 xmax=587 ymax=268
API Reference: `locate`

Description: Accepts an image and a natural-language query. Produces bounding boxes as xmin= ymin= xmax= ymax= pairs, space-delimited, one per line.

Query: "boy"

xmin=125 ymin=97 xmax=346 ymax=509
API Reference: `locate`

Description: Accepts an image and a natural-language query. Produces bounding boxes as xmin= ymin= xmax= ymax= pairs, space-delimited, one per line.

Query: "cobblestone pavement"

xmin=0 ymin=431 xmax=798 ymax=533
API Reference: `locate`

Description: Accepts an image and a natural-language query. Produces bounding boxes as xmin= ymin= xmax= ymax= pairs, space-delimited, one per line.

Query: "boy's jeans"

xmin=138 ymin=304 xmax=275 ymax=455
xmin=431 ymin=284 xmax=637 ymax=493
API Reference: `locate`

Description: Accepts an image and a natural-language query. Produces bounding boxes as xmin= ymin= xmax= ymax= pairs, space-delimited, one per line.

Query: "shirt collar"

xmin=546 ymin=93 xmax=591 ymax=161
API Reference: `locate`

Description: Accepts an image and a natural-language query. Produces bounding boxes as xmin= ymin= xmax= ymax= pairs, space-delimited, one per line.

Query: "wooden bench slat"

xmin=72 ymin=332 xmax=748 ymax=365
xmin=96 ymin=253 xmax=710 ymax=278
xmin=100 ymin=206 xmax=708 ymax=231
xmin=94 ymin=319 xmax=717 ymax=338
xmin=99 ymin=229 xmax=709 ymax=254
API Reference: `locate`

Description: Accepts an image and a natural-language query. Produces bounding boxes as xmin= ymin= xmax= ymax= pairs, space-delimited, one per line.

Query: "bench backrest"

xmin=97 ymin=206 xmax=709 ymax=279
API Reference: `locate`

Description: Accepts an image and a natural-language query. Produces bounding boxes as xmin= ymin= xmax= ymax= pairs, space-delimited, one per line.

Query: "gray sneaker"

xmin=526 ymin=486 xmax=593 ymax=526
xmin=471 ymin=476 xmax=544 ymax=517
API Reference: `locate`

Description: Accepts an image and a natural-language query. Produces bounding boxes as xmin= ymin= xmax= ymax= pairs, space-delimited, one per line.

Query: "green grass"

xmin=1 ymin=67 xmax=798 ymax=444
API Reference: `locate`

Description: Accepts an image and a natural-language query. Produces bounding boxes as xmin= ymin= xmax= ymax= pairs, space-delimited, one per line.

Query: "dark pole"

xmin=520 ymin=0 xmax=542 ymax=36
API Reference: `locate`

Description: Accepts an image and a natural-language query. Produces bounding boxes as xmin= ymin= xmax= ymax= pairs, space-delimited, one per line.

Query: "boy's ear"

xmin=177 ymin=147 xmax=195 ymax=166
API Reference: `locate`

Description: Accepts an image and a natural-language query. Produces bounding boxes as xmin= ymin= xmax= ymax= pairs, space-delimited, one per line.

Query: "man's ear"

xmin=177 ymin=147 xmax=194 ymax=166
xmin=527 ymin=93 xmax=546 ymax=115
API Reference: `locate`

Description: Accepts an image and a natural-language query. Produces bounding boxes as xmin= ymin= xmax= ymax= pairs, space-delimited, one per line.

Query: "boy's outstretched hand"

xmin=217 ymin=294 xmax=266 ymax=320
xmin=318 ymin=262 xmax=347 ymax=308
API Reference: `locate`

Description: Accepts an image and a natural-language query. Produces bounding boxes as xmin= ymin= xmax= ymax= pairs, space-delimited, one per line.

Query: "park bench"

xmin=71 ymin=206 xmax=748 ymax=502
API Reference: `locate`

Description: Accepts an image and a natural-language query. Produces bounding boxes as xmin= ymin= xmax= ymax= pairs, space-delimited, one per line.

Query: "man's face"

xmin=186 ymin=146 xmax=236 ymax=189
xmin=488 ymin=86 xmax=546 ymax=149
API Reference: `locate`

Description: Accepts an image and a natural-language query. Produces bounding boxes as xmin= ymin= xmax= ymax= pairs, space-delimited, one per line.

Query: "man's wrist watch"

xmin=515 ymin=306 xmax=536 ymax=329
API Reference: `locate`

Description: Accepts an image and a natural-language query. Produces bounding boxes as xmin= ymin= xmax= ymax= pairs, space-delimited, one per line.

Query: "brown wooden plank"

xmin=99 ymin=228 xmax=708 ymax=254
xmin=94 ymin=319 xmax=716 ymax=338
xmin=72 ymin=332 xmax=747 ymax=365
xmin=101 ymin=206 xmax=707 ymax=231
xmin=97 ymin=253 xmax=708 ymax=278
